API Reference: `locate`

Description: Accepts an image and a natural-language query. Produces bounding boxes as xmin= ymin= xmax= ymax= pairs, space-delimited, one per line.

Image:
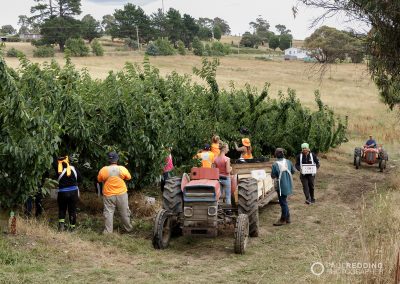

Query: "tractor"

xmin=354 ymin=144 xmax=388 ymax=172
xmin=152 ymin=158 xmax=274 ymax=254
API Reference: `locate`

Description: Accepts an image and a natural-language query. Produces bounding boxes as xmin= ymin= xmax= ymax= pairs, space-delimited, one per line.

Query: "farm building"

xmin=19 ymin=33 xmax=42 ymax=41
xmin=284 ymin=47 xmax=309 ymax=60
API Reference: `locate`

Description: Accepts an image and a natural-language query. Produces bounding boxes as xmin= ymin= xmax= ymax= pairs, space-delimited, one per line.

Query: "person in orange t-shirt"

xmin=97 ymin=152 xmax=133 ymax=234
xmin=195 ymin=144 xmax=215 ymax=168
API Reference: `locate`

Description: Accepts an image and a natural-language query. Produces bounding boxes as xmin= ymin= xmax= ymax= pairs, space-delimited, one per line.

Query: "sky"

xmin=1 ymin=0 xmax=369 ymax=39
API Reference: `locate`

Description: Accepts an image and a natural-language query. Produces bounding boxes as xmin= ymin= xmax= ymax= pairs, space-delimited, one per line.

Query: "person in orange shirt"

xmin=211 ymin=135 xmax=221 ymax=157
xmin=235 ymin=138 xmax=253 ymax=159
xmin=97 ymin=152 xmax=133 ymax=234
xmin=195 ymin=144 xmax=215 ymax=168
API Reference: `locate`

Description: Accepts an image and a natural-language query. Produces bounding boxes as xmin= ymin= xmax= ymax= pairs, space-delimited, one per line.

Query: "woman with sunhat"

xmin=53 ymin=155 xmax=82 ymax=232
xmin=235 ymin=138 xmax=253 ymax=159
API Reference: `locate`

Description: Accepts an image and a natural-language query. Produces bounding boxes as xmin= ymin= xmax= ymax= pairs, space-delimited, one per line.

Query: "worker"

xmin=271 ymin=148 xmax=295 ymax=226
xmin=54 ymin=156 xmax=82 ymax=232
xmin=295 ymin=143 xmax=320 ymax=205
xmin=211 ymin=135 xmax=221 ymax=157
xmin=97 ymin=152 xmax=133 ymax=234
xmin=235 ymin=138 xmax=253 ymax=159
xmin=365 ymin=135 xmax=377 ymax=148
xmin=195 ymin=144 xmax=215 ymax=168
xmin=161 ymin=146 xmax=174 ymax=192
xmin=214 ymin=142 xmax=232 ymax=210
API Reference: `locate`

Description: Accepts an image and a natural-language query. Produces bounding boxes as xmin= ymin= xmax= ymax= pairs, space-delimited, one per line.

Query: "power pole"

xmin=136 ymin=26 xmax=140 ymax=50
xmin=238 ymin=33 xmax=240 ymax=55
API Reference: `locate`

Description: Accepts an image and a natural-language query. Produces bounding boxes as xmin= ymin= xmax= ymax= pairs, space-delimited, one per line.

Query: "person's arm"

xmin=289 ymin=160 xmax=296 ymax=174
xmin=295 ymin=154 xmax=301 ymax=172
xmin=313 ymin=153 xmax=320 ymax=169
xmin=234 ymin=143 xmax=245 ymax=152
xmin=74 ymin=166 xmax=83 ymax=183
xmin=120 ymin=166 xmax=132 ymax=181
xmin=226 ymin=158 xmax=231 ymax=174
xmin=97 ymin=167 xmax=106 ymax=182
xmin=271 ymin=163 xmax=278 ymax=179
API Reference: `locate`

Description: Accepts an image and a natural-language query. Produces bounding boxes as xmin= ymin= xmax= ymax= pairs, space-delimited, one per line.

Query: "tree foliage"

xmin=0 ymin=25 xmax=16 ymax=35
xmin=0 ymin=54 xmax=348 ymax=209
xmin=81 ymin=14 xmax=102 ymax=43
xmin=299 ymin=0 xmax=400 ymax=108
xmin=304 ymin=26 xmax=364 ymax=63
xmin=240 ymin=32 xmax=261 ymax=48
xmin=110 ymin=3 xmax=151 ymax=43
xmin=40 ymin=16 xmax=82 ymax=51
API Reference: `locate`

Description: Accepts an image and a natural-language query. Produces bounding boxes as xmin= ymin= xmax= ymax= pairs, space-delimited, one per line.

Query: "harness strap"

xmin=58 ymin=166 xmax=77 ymax=182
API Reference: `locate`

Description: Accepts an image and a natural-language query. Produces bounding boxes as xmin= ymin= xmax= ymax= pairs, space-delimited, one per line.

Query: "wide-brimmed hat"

xmin=108 ymin=151 xmax=119 ymax=163
xmin=242 ymin=138 xmax=251 ymax=147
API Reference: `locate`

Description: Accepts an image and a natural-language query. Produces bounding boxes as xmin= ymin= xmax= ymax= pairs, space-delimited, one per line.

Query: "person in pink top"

xmin=214 ymin=142 xmax=232 ymax=207
xmin=161 ymin=147 xmax=174 ymax=192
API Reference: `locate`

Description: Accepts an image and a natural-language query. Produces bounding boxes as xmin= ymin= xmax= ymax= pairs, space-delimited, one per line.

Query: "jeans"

xmin=277 ymin=192 xmax=289 ymax=220
xmin=25 ymin=192 xmax=43 ymax=217
xmin=220 ymin=176 xmax=231 ymax=205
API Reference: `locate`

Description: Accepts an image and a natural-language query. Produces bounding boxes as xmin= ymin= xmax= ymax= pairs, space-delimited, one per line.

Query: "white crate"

xmin=301 ymin=165 xmax=317 ymax=175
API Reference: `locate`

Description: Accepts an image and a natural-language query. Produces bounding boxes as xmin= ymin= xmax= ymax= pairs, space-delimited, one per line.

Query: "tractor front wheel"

xmin=234 ymin=214 xmax=249 ymax=254
xmin=152 ymin=209 xmax=172 ymax=249
xmin=355 ymin=156 xmax=361 ymax=169
xmin=379 ymin=159 xmax=386 ymax=172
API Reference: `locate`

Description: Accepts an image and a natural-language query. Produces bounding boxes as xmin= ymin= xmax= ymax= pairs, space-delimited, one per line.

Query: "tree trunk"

xmin=59 ymin=42 xmax=64 ymax=52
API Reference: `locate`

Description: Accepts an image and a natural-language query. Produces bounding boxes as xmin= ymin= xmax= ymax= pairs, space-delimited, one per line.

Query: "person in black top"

xmin=24 ymin=173 xmax=48 ymax=218
xmin=295 ymin=143 xmax=320 ymax=204
xmin=53 ymin=156 xmax=82 ymax=231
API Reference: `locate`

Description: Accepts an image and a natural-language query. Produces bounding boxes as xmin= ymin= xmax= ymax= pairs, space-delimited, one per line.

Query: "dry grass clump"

xmin=129 ymin=192 xmax=160 ymax=218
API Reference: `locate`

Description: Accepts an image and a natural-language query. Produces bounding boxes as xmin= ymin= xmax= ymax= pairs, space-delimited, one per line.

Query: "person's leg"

xmin=222 ymin=178 xmax=231 ymax=205
xmin=57 ymin=192 xmax=67 ymax=231
xmin=274 ymin=192 xmax=287 ymax=226
xmin=309 ymin=176 xmax=316 ymax=202
xmin=280 ymin=195 xmax=290 ymax=222
xmin=300 ymin=175 xmax=311 ymax=203
xmin=103 ymin=195 xmax=116 ymax=233
xmin=25 ymin=196 xmax=33 ymax=217
xmin=35 ymin=192 xmax=43 ymax=217
xmin=116 ymin=193 xmax=133 ymax=232
xmin=67 ymin=190 xmax=79 ymax=230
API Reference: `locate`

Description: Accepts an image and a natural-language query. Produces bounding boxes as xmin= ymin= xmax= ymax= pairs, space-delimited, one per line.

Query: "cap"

xmin=301 ymin=143 xmax=310 ymax=150
xmin=242 ymin=138 xmax=251 ymax=147
xmin=108 ymin=151 xmax=119 ymax=163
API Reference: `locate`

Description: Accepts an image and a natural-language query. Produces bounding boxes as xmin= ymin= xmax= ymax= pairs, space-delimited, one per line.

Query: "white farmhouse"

xmin=284 ymin=47 xmax=308 ymax=59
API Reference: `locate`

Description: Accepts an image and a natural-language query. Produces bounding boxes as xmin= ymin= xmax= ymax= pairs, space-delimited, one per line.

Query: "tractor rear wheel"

xmin=152 ymin=209 xmax=172 ymax=249
xmin=238 ymin=178 xmax=259 ymax=237
xmin=234 ymin=214 xmax=249 ymax=254
xmin=163 ymin=177 xmax=183 ymax=214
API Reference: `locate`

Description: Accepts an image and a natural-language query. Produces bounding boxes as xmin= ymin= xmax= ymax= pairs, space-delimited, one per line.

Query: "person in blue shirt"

xmin=271 ymin=148 xmax=296 ymax=226
xmin=365 ymin=135 xmax=377 ymax=148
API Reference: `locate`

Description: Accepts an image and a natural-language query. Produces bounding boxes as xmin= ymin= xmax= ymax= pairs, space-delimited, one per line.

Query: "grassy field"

xmin=1 ymin=41 xmax=399 ymax=283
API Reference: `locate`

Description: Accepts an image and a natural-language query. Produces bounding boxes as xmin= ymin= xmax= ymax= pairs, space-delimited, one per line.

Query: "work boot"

xmin=311 ymin=199 xmax=316 ymax=204
xmin=286 ymin=215 xmax=291 ymax=224
xmin=273 ymin=218 xmax=286 ymax=226
xmin=305 ymin=199 xmax=311 ymax=205
xmin=69 ymin=224 xmax=76 ymax=232
xmin=58 ymin=222 xmax=65 ymax=232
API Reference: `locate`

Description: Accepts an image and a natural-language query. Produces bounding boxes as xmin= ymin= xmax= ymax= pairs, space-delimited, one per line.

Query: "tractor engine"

xmin=182 ymin=168 xmax=221 ymax=237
